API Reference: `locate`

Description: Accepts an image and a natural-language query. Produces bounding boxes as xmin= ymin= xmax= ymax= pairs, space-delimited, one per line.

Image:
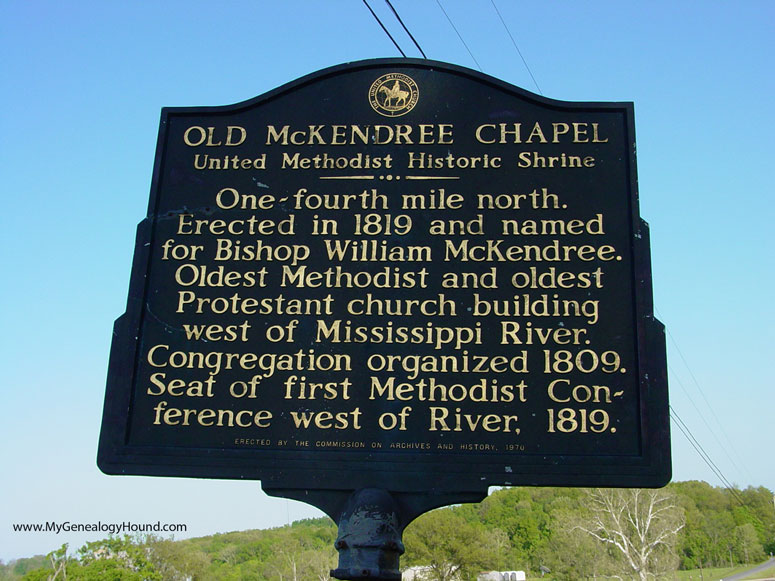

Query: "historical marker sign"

xmin=98 ymin=59 xmax=670 ymax=495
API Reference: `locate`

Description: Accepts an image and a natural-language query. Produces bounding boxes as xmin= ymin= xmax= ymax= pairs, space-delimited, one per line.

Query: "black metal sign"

xmin=98 ymin=59 xmax=670 ymax=496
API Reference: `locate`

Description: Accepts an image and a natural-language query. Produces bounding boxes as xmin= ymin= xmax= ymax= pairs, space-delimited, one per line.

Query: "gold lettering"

xmin=265 ymin=124 xmax=454 ymax=145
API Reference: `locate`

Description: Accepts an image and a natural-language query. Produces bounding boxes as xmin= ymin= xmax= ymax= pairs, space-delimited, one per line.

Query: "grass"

xmin=534 ymin=564 xmax=761 ymax=580
xmin=671 ymin=562 xmax=775 ymax=581
xmin=742 ymin=565 xmax=775 ymax=580
xmin=674 ymin=565 xmax=747 ymax=580
xmin=529 ymin=562 xmax=774 ymax=580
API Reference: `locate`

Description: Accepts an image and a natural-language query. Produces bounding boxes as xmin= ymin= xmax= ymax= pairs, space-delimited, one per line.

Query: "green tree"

xmin=404 ymin=509 xmax=494 ymax=581
xmin=469 ymin=487 xmax=555 ymax=569
xmin=19 ymin=571 xmax=49 ymax=581
xmin=483 ymin=528 xmax=511 ymax=572
xmin=20 ymin=545 xmax=70 ymax=581
xmin=260 ymin=526 xmax=336 ymax=581
xmin=146 ymin=535 xmax=210 ymax=580
xmin=68 ymin=558 xmax=149 ymax=581
xmin=732 ymin=523 xmax=765 ymax=564
xmin=77 ymin=535 xmax=161 ymax=580
xmin=3 ymin=556 xmax=49 ymax=580
xmin=671 ymin=481 xmax=775 ymax=567
xmin=537 ymin=504 xmax=616 ymax=581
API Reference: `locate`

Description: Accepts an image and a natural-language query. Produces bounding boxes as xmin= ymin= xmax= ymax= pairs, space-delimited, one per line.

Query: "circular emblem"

xmin=368 ymin=73 xmax=419 ymax=117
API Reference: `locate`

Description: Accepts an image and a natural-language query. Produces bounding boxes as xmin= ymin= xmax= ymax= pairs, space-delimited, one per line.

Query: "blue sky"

xmin=1 ymin=0 xmax=773 ymax=562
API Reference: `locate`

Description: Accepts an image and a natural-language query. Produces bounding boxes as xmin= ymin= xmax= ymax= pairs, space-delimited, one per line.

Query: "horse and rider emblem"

xmin=368 ymin=73 xmax=419 ymax=117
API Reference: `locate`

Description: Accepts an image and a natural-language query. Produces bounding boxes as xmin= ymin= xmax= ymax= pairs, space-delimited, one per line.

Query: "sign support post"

xmin=263 ymin=484 xmax=486 ymax=580
xmin=330 ymin=488 xmax=405 ymax=581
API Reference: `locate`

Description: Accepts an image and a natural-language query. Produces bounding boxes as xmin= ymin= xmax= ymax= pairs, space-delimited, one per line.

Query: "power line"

xmin=435 ymin=0 xmax=482 ymax=71
xmin=384 ymin=0 xmax=427 ymax=59
xmin=670 ymin=406 xmax=746 ymax=507
xmin=670 ymin=407 xmax=733 ymax=495
xmin=489 ymin=0 xmax=542 ymax=95
xmin=362 ymin=0 xmax=406 ymax=57
xmin=667 ymin=357 xmax=750 ymax=486
xmin=657 ymin=309 xmax=749 ymax=501
xmin=659 ymin=310 xmax=753 ymax=483
xmin=354 ymin=2 xmax=749 ymax=508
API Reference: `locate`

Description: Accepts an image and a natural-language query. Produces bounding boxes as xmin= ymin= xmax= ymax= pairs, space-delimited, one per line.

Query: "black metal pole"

xmin=263 ymin=483 xmax=486 ymax=580
xmin=330 ymin=488 xmax=404 ymax=580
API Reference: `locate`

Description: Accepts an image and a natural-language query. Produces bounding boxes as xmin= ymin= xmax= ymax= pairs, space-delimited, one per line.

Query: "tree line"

xmin=3 ymin=481 xmax=773 ymax=580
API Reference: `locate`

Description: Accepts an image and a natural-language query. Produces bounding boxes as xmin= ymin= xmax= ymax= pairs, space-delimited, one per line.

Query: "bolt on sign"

xmin=99 ymin=59 xmax=670 ymax=496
